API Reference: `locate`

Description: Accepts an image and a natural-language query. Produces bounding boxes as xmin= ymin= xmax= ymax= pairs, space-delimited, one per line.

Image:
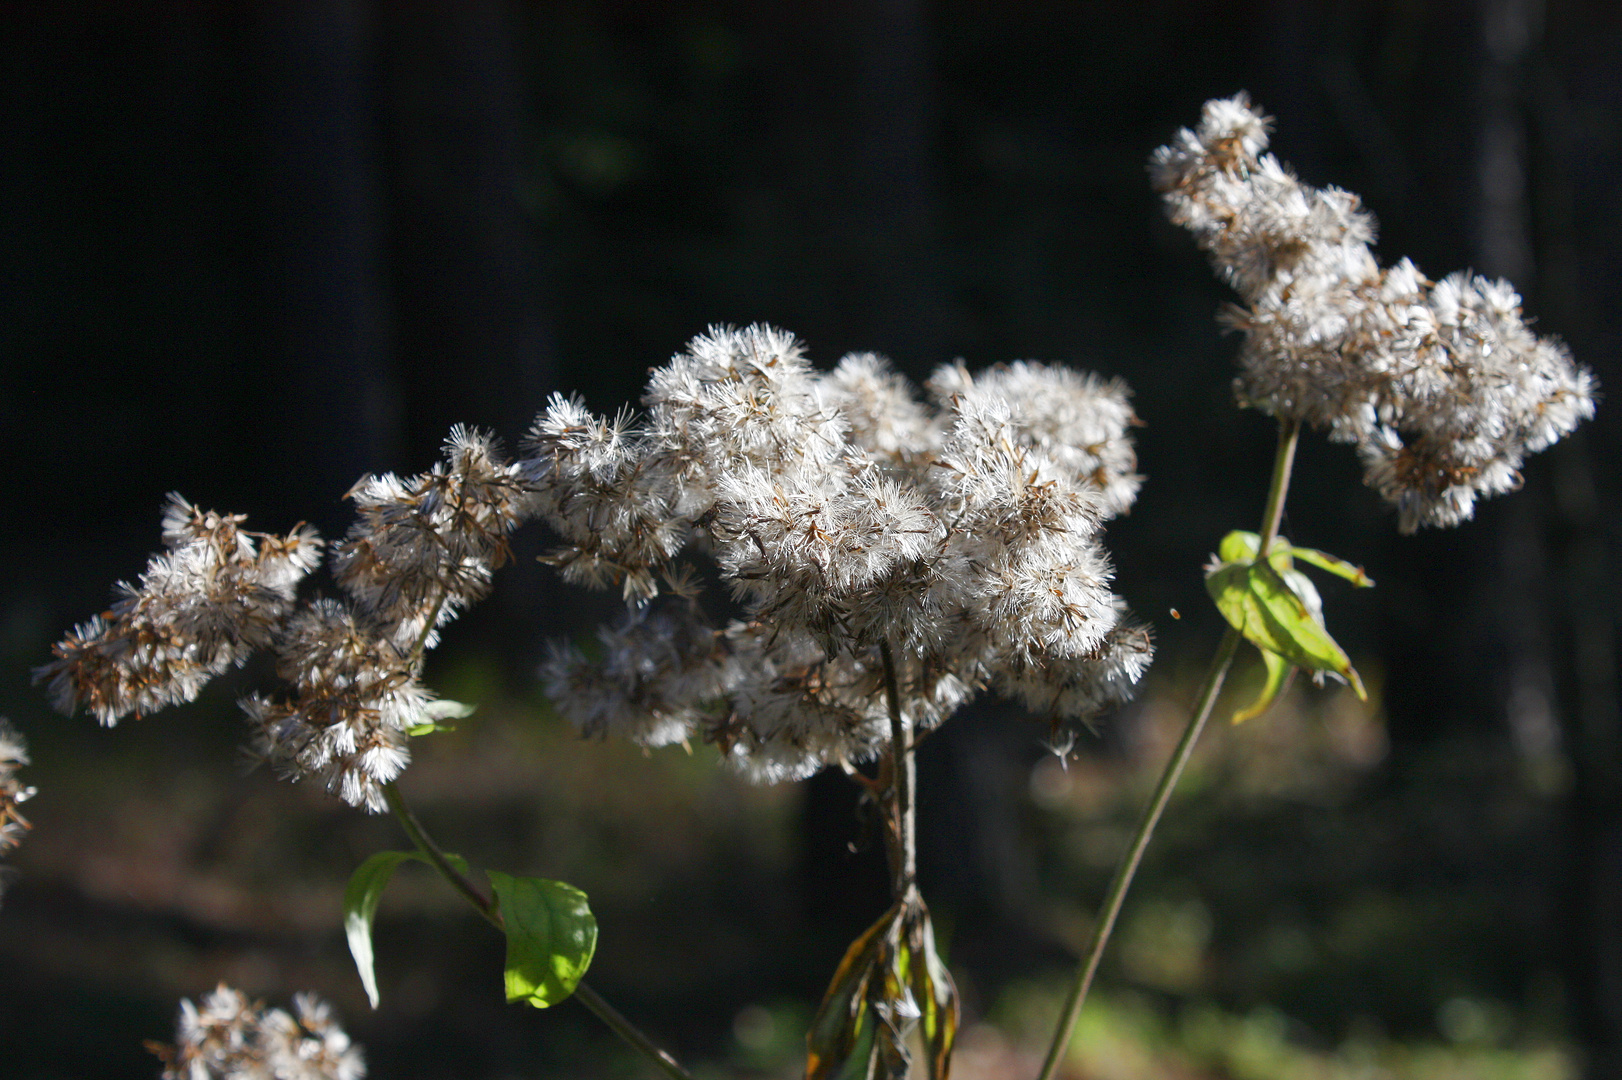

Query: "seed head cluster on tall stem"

xmin=1036 ymin=93 xmax=1594 ymax=1079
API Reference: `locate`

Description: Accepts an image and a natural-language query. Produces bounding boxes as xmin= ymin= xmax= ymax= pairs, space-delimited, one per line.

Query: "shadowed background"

xmin=1 ymin=1 xmax=1619 ymax=1077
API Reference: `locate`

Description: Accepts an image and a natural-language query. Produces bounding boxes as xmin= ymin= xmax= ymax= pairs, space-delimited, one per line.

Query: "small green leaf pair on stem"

xmin=344 ymin=585 xmax=691 ymax=1078
xmin=340 ymin=781 xmax=693 ymax=1080
xmin=1037 ymin=418 xmax=1372 ymax=1080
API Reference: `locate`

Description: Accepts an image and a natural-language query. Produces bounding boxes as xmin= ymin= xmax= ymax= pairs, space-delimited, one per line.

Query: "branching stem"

xmin=1035 ymin=417 xmax=1301 ymax=1080
xmin=382 ymin=781 xmax=693 ymax=1080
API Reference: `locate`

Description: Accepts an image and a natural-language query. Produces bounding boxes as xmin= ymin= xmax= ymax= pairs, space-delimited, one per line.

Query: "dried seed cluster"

xmin=0 ymin=719 xmax=34 ymax=903
xmin=37 ymin=498 xmax=323 ymax=724
xmin=536 ymin=328 xmax=1153 ymax=781
xmin=242 ymin=428 xmax=528 ymax=809
xmin=1154 ymin=94 xmax=1595 ymax=531
xmin=154 ymin=984 xmax=364 ymax=1080
xmin=41 ymin=329 xmax=1152 ymax=799
xmin=41 ymin=430 xmax=530 ymax=811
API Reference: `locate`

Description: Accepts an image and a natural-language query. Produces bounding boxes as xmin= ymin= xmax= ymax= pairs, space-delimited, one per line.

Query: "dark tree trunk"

xmin=372 ymin=0 xmax=555 ymax=655
xmin=248 ymin=0 xmax=396 ymax=536
xmin=373 ymin=0 xmax=553 ymax=444
xmin=1477 ymin=2 xmax=1622 ymax=1072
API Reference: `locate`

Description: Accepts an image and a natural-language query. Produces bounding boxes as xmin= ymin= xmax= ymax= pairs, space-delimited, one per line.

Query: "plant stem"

xmin=383 ymin=781 xmax=501 ymax=930
xmin=1033 ymin=627 xmax=1238 ymax=1080
xmin=1034 ymin=417 xmax=1301 ymax=1080
xmin=571 ymin=984 xmax=694 ymax=1080
xmin=878 ymin=638 xmax=917 ymax=901
xmin=1259 ymin=419 xmax=1301 ymax=553
xmin=382 ymin=781 xmax=694 ymax=1080
xmin=407 ymin=590 xmax=449 ymax=666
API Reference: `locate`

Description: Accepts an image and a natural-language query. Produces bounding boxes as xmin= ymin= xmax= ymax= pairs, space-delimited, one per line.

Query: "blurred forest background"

xmin=2 ymin=1 xmax=1620 ymax=1078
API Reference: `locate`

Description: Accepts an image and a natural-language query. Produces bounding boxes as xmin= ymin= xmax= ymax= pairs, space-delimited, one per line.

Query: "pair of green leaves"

xmin=807 ymin=895 xmax=958 ymax=1080
xmin=344 ymin=851 xmax=597 ymax=1010
xmin=1204 ymin=530 xmax=1372 ymax=724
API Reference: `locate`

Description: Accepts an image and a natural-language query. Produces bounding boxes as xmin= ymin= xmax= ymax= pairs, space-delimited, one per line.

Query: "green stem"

xmin=1035 ymin=417 xmax=1301 ymax=1080
xmin=383 ymin=781 xmax=503 ymax=931
xmin=1258 ymin=419 xmax=1301 ymax=553
xmin=382 ymin=782 xmax=693 ymax=1080
xmin=572 ymin=983 xmax=693 ymax=1080
xmin=1033 ymin=628 xmax=1239 ymax=1080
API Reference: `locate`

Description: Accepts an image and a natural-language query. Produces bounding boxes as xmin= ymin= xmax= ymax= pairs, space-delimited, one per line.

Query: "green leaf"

xmin=1208 ymin=532 xmax=1373 ymax=712
xmin=1233 ymin=647 xmax=1291 ymax=725
xmin=1280 ymin=566 xmax=1324 ymax=623
xmin=1248 ymin=562 xmax=1361 ymax=692
xmin=407 ymin=700 xmax=477 ymax=737
xmin=487 ymin=871 xmax=597 ymax=1008
xmin=1215 ymin=531 xmax=1375 ymax=587
xmin=808 ymin=904 xmax=897 ymax=1080
xmin=906 ymin=907 xmax=959 ymax=1080
xmin=344 ymin=849 xmax=473 ymax=1009
xmin=424 ymin=698 xmax=478 ymax=720
xmin=808 ymin=899 xmax=957 ymax=1080
xmin=1207 ymin=562 xmax=1366 ymax=701
xmin=1217 ymin=530 xmax=1262 ymax=564
xmin=1285 ymin=545 xmax=1374 ymax=587
xmin=345 ymin=852 xmax=417 ymax=1009
xmin=829 ymin=1004 xmax=879 ymax=1080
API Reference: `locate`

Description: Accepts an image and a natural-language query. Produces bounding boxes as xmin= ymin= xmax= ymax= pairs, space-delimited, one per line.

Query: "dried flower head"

xmin=43 ymin=429 xmax=536 ymax=811
xmin=1154 ymin=93 xmax=1596 ymax=531
xmin=153 ymin=984 xmax=365 ymax=1080
xmin=251 ymin=428 xmax=531 ymax=810
xmin=531 ymin=326 xmax=1153 ymax=780
xmin=44 ymin=326 xmax=1149 ymax=800
xmin=333 ymin=425 xmax=530 ymax=650
xmin=0 ymin=719 xmax=35 ymax=904
xmin=36 ymin=496 xmax=323 ymax=724
xmin=541 ymin=599 xmax=733 ymax=747
xmin=0 ymin=720 xmax=33 ymax=853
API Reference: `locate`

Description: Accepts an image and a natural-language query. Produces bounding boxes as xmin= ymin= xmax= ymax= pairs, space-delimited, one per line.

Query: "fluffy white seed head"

xmin=991 ymin=607 xmax=1156 ymax=752
xmin=711 ymin=463 xmax=945 ymax=652
xmin=38 ymin=495 xmax=324 ymax=725
xmin=334 ymin=426 xmax=530 ymax=642
xmin=542 ymin=600 xmax=732 ymax=746
xmin=0 ymin=718 xmax=34 ymax=904
xmin=1156 ymin=94 xmax=1596 ymax=531
xmin=822 ymin=352 xmax=944 ymax=470
xmin=643 ymin=324 xmax=848 ymax=513
xmin=157 ymin=984 xmax=365 ymax=1080
xmin=244 ymin=598 xmax=439 ymax=812
xmin=537 ymin=333 xmax=1151 ymax=781
xmin=523 ymin=394 xmax=691 ymax=602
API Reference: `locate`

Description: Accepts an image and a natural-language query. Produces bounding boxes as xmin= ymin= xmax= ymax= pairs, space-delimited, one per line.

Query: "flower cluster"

xmin=43 ymin=331 xmax=1150 ymax=798
xmin=153 ymin=984 xmax=364 ymax=1080
xmin=41 ymin=430 xmax=532 ymax=812
xmin=538 ymin=327 xmax=1153 ymax=780
xmin=1153 ymin=94 xmax=1596 ymax=531
xmin=0 ymin=719 xmax=34 ymax=902
xmin=244 ymin=427 xmax=529 ymax=810
xmin=36 ymin=497 xmax=323 ymax=724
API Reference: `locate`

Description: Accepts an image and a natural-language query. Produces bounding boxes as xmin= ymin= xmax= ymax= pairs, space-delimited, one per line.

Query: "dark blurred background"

xmin=2 ymin=1 xmax=1619 ymax=1077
